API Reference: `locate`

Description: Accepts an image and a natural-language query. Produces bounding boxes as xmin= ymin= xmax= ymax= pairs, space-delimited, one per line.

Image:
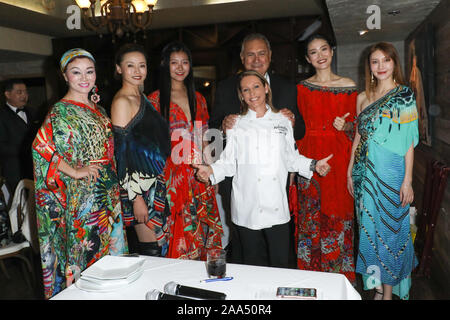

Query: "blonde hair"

xmin=237 ymin=70 xmax=277 ymax=115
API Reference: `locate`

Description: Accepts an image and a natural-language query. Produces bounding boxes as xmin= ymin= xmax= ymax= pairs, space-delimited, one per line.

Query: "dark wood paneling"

xmin=406 ymin=0 xmax=450 ymax=294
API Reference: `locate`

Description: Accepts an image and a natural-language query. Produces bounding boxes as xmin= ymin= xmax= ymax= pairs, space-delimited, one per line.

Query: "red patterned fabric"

xmin=148 ymin=91 xmax=223 ymax=260
xmin=293 ymin=81 xmax=357 ymax=284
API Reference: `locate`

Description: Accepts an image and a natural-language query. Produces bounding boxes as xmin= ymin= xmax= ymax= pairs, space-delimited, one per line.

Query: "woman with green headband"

xmin=32 ymin=48 xmax=128 ymax=299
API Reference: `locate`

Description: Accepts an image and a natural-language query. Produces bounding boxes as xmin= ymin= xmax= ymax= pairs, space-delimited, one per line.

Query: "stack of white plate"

xmin=75 ymin=255 xmax=146 ymax=292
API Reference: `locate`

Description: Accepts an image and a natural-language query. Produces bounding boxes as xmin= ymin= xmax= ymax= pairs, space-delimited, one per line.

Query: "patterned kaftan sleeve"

xmin=373 ymin=86 xmax=419 ymax=156
xmin=194 ymin=92 xmax=212 ymax=166
xmin=33 ymin=105 xmax=75 ymax=209
xmin=148 ymin=91 xmax=161 ymax=113
xmin=31 ymin=102 xmax=75 ymax=299
xmin=195 ymin=92 xmax=210 ymax=134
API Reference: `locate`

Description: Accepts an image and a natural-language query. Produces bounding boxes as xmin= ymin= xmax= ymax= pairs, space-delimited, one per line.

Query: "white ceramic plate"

xmin=76 ymin=267 xmax=144 ymax=292
xmin=81 ymin=255 xmax=146 ymax=280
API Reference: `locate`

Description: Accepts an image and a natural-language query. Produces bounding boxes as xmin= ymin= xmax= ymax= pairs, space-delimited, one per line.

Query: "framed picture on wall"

xmin=406 ymin=23 xmax=435 ymax=147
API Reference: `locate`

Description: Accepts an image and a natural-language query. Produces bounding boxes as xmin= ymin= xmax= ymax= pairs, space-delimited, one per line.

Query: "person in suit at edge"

xmin=209 ymin=33 xmax=306 ymax=265
xmin=0 ymin=79 xmax=38 ymax=199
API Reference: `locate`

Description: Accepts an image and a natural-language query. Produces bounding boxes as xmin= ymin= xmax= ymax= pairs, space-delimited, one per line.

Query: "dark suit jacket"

xmin=0 ymin=104 xmax=39 ymax=193
xmin=209 ymin=72 xmax=305 ymax=140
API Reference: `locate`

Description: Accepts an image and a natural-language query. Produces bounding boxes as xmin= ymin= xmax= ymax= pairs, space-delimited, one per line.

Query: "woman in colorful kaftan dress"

xmin=111 ymin=43 xmax=171 ymax=257
xmin=293 ymin=35 xmax=356 ymax=284
xmin=347 ymin=42 xmax=419 ymax=300
xmin=32 ymin=49 xmax=127 ymax=299
xmin=148 ymin=41 xmax=223 ymax=260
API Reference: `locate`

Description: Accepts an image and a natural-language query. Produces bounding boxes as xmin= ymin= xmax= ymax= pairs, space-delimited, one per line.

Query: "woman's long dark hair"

xmin=159 ymin=41 xmax=196 ymax=122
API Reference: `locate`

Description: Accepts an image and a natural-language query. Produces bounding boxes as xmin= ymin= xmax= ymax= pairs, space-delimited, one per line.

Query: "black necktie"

xmin=16 ymin=108 xmax=25 ymax=114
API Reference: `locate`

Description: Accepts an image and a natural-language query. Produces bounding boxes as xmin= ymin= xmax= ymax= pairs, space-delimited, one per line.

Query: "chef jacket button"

xmin=275 ymin=208 xmax=278 ymax=211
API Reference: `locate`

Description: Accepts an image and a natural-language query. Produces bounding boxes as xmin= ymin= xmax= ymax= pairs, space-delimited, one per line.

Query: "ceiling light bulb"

xmin=75 ymin=0 xmax=92 ymax=9
xmin=144 ymin=0 xmax=158 ymax=6
xmin=132 ymin=0 xmax=148 ymax=13
xmin=359 ymin=30 xmax=368 ymax=36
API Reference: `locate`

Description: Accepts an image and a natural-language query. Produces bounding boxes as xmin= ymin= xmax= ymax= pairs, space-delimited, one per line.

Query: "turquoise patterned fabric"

xmin=352 ymin=85 xmax=419 ymax=299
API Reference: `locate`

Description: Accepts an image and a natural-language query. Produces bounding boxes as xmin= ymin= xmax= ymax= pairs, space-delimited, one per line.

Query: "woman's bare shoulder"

xmin=338 ymin=77 xmax=357 ymax=87
xmin=356 ymin=91 xmax=371 ymax=114
xmin=112 ymin=92 xmax=133 ymax=106
xmin=357 ymin=91 xmax=366 ymax=100
xmin=111 ymin=93 xmax=138 ymax=125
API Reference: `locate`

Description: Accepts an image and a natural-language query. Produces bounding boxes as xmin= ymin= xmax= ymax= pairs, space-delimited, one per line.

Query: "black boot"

xmin=137 ymin=241 xmax=162 ymax=257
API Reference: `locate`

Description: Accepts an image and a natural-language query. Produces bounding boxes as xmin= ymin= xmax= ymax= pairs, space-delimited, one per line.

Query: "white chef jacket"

xmin=210 ymin=106 xmax=313 ymax=230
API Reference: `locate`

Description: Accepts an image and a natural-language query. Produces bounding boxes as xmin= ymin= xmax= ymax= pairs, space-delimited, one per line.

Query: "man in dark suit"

xmin=210 ymin=34 xmax=305 ymax=139
xmin=0 ymin=79 xmax=37 ymax=198
xmin=209 ymin=33 xmax=305 ymax=265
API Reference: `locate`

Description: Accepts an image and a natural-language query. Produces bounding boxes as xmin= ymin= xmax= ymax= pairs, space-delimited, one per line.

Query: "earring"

xmin=90 ymin=85 xmax=100 ymax=104
xmin=393 ymin=77 xmax=397 ymax=84
xmin=370 ymin=72 xmax=376 ymax=87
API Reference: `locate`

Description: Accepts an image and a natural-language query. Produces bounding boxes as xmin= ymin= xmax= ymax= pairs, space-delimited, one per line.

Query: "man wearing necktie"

xmin=0 ymin=79 xmax=37 ymax=198
xmin=209 ymin=33 xmax=305 ymax=265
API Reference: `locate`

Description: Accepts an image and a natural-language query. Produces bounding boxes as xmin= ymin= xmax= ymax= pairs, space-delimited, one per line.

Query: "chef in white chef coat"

xmin=193 ymin=70 xmax=333 ymax=268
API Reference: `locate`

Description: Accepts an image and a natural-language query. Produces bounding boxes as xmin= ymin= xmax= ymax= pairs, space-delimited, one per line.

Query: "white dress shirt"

xmin=264 ymin=72 xmax=271 ymax=86
xmin=210 ymin=106 xmax=313 ymax=230
xmin=7 ymin=102 xmax=28 ymax=124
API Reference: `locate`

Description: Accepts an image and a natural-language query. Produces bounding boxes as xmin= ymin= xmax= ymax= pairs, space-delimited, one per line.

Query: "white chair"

xmin=0 ymin=179 xmax=38 ymax=289
xmin=0 ymin=177 xmax=10 ymax=207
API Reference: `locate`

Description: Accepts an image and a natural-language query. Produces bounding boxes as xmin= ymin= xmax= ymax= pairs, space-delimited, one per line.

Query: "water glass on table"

xmin=206 ymin=249 xmax=226 ymax=278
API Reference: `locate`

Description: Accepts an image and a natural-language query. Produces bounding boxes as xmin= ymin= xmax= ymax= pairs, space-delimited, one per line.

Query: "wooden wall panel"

xmin=406 ymin=0 xmax=450 ymax=295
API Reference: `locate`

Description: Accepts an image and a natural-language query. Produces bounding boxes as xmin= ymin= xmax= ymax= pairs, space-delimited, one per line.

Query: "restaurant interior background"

xmin=0 ymin=0 xmax=448 ymax=299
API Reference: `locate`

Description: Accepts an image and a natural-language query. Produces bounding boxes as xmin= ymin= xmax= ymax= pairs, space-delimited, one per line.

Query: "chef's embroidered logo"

xmin=273 ymin=125 xmax=287 ymax=135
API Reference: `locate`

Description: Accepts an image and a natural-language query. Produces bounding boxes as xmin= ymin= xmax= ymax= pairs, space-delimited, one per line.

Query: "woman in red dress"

xmin=293 ymin=35 xmax=357 ymax=284
xmin=148 ymin=41 xmax=223 ymax=260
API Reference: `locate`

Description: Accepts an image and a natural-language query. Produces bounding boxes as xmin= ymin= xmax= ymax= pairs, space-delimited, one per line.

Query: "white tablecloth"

xmin=52 ymin=256 xmax=361 ymax=300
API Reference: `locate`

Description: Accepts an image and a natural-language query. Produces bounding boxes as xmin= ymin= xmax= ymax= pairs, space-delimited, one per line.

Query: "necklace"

xmin=372 ymin=84 xmax=397 ymax=102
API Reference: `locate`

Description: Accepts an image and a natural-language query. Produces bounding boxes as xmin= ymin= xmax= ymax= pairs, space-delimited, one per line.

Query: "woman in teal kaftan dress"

xmin=347 ymin=42 xmax=419 ymax=300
